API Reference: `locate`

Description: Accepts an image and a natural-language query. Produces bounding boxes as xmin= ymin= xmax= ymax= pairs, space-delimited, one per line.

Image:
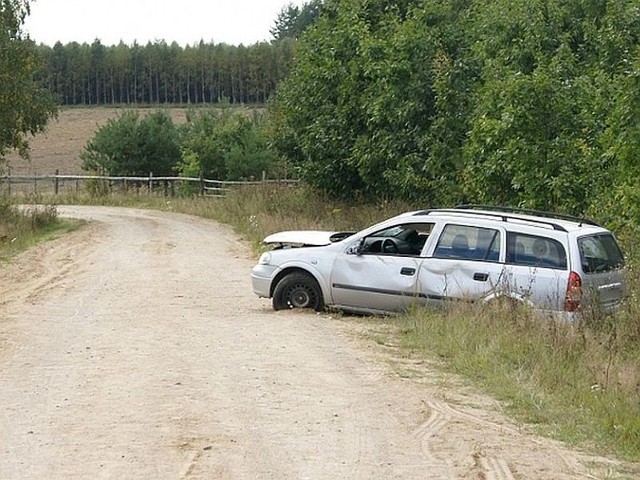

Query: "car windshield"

xmin=578 ymin=234 xmax=625 ymax=274
xmin=374 ymin=226 xmax=405 ymax=238
xmin=360 ymin=223 xmax=433 ymax=256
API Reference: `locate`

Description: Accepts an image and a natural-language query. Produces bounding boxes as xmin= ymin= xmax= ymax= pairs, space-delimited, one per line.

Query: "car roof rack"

xmin=412 ymin=205 xmax=600 ymax=232
xmin=456 ymin=205 xmax=601 ymax=228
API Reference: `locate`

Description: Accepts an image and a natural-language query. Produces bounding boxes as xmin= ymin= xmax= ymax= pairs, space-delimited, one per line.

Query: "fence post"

xmin=148 ymin=172 xmax=153 ymax=194
xmin=6 ymin=166 xmax=10 ymax=196
xmin=199 ymin=172 xmax=205 ymax=196
xmin=54 ymin=169 xmax=59 ymax=195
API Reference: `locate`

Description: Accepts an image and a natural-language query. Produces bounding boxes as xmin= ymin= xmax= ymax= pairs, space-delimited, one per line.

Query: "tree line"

xmin=31 ymin=0 xmax=323 ymax=107
xmin=34 ymin=39 xmax=297 ymax=106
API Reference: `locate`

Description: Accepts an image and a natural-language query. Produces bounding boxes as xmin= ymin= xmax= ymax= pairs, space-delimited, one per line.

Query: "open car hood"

xmin=263 ymin=230 xmax=355 ymax=247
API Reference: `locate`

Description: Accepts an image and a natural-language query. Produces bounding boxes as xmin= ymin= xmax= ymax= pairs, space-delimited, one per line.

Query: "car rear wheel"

xmin=273 ymin=272 xmax=324 ymax=311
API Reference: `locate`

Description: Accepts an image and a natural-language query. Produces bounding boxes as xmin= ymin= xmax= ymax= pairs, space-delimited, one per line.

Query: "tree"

xmin=460 ymin=0 xmax=640 ymax=215
xmin=176 ymin=109 xmax=277 ymax=181
xmin=0 ymin=0 xmax=57 ymax=163
xmin=81 ymin=110 xmax=180 ymax=176
xmin=37 ymin=38 xmax=298 ymax=107
xmin=269 ymin=0 xmax=443 ymax=200
xmin=269 ymin=0 xmax=640 ymax=219
xmin=270 ymin=0 xmax=323 ymax=41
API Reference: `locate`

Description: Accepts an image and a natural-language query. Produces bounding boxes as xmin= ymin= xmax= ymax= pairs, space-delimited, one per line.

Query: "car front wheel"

xmin=273 ymin=272 xmax=324 ymax=311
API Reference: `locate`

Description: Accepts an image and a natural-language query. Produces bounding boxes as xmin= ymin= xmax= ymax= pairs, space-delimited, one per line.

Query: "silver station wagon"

xmin=251 ymin=206 xmax=626 ymax=318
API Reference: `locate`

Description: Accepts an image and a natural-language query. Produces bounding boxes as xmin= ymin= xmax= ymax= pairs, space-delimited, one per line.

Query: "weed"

xmin=392 ymin=301 xmax=640 ymax=460
xmin=0 ymin=201 xmax=67 ymax=259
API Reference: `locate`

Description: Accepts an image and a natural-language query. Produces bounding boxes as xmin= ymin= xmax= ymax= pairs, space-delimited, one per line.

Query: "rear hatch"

xmin=577 ymin=233 xmax=626 ymax=313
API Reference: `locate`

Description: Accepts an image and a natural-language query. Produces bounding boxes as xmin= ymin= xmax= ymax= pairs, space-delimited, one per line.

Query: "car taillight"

xmin=564 ymin=271 xmax=582 ymax=312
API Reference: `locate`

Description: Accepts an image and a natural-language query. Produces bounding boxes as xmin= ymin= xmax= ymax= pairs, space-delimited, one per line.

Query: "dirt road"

xmin=0 ymin=206 xmax=629 ymax=479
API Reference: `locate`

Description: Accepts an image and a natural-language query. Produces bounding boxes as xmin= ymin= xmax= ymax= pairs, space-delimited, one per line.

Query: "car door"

xmin=500 ymin=232 xmax=570 ymax=310
xmin=417 ymin=224 xmax=504 ymax=304
xmin=329 ymin=223 xmax=433 ymax=312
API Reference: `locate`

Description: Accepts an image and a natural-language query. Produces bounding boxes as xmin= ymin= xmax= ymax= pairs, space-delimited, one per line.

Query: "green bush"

xmin=81 ymin=110 xmax=181 ymax=176
xmin=177 ymin=109 xmax=278 ymax=181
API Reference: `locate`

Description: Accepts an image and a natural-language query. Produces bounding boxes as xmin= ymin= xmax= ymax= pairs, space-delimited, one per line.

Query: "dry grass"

xmin=0 ymin=201 xmax=76 ymax=261
xmin=391 ymin=301 xmax=640 ymax=460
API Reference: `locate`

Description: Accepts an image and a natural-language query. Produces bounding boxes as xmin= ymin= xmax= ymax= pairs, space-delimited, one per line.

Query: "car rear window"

xmin=506 ymin=233 xmax=567 ymax=269
xmin=578 ymin=234 xmax=625 ymax=274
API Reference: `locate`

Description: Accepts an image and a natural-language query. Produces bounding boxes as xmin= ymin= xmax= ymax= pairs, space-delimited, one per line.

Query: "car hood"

xmin=263 ymin=230 xmax=355 ymax=247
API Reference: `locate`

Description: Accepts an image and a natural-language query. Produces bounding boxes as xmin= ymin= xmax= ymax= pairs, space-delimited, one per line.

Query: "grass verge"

xmin=0 ymin=201 xmax=79 ymax=262
xmin=391 ymin=302 xmax=640 ymax=460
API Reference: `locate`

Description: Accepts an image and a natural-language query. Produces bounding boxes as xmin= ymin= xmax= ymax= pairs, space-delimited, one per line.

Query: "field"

xmin=4 ymin=107 xmax=189 ymax=176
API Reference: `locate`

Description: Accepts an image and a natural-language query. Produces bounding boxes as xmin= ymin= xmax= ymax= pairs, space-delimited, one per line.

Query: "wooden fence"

xmin=0 ymin=171 xmax=297 ymax=197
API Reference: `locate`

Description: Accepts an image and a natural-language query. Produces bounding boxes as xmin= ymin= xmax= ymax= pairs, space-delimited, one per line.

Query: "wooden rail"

xmin=0 ymin=172 xmax=297 ymax=197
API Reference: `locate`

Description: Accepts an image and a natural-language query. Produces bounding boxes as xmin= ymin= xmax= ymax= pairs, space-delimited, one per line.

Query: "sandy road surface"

xmin=0 ymin=206 xmax=631 ymax=479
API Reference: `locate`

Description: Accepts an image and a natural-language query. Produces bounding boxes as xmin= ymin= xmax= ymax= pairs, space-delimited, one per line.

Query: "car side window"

xmin=434 ymin=224 xmax=501 ymax=261
xmin=360 ymin=223 xmax=434 ymax=256
xmin=506 ymin=233 xmax=567 ymax=269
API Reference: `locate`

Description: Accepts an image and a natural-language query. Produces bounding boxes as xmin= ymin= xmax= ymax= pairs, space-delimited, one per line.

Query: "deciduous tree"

xmin=176 ymin=109 xmax=276 ymax=181
xmin=269 ymin=0 xmax=640 ymax=223
xmin=0 ymin=0 xmax=56 ymax=162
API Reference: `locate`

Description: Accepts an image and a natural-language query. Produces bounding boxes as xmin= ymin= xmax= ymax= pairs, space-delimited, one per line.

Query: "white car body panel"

xmin=330 ymin=253 xmax=424 ymax=312
xmin=417 ymin=258 xmax=502 ymax=304
xmin=263 ymin=230 xmax=339 ymax=246
xmin=569 ymin=231 xmax=627 ymax=313
xmin=498 ymin=265 xmax=569 ymax=310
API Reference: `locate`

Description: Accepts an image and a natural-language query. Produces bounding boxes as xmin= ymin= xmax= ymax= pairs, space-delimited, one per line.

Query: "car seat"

xmin=451 ymin=234 xmax=469 ymax=257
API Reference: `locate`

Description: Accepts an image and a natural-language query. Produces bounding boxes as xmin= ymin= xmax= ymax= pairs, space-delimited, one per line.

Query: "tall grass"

xmin=0 ymin=200 xmax=67 ymax=260
xmin=14 ymin=184 xmax=640 ymax=461
xmin=393 ymin=302 xmax=640 ymax=459
xmin=201 ymin=184 xmax=414 ymax=245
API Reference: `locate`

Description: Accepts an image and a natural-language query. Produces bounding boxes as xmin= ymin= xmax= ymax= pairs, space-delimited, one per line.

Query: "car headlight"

xmin=258 ymin=252 xmax=272 ymax=265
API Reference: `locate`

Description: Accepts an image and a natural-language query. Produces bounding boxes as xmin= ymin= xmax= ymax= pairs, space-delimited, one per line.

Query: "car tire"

xmin=273 ymin=272 xmax=324 ymax=311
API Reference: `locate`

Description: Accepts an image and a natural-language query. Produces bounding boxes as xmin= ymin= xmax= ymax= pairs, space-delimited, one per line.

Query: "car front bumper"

xmin=251 ymin=264 xmax=279 ymax=298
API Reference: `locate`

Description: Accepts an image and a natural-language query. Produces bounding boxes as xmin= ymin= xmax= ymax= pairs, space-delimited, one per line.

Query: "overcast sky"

xmin=24 ymin=0 xmax=306 ymax=47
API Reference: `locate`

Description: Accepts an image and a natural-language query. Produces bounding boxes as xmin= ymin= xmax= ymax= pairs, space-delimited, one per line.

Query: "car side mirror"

xmin=346 ymin=238 xmax=365 ymax=255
